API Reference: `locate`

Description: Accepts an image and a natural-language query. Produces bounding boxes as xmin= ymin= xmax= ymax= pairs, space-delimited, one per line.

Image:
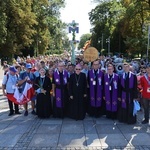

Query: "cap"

xmin=26 ymin=63 xmax=32 ymax=69
xmin=75 ymin=64 xmax=81 ymax=68
xmin=9 ymin=66 xmax=17 ymax=73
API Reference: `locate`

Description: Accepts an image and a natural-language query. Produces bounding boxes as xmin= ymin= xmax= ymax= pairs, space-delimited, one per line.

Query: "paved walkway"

xmin=0 ymin=109 xmax=150 ymax=150
xmin=0 ymin=68 xmax=150 ymax=150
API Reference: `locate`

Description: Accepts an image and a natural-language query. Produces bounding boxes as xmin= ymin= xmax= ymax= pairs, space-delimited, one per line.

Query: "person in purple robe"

xmin=68 ymin=64 xmax=87 ymax=120
xmin=103 ymin=65 xmax=120 ymax=119
xmin=87 ymin=59 xmax=105 ymax=118
xmin=52 ymin=62 xmax=69 ymax=118
xmin=118 ymin=63 xmax=138 ymax=124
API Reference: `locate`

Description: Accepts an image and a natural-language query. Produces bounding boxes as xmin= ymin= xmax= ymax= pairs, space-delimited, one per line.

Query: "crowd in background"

xmin=1 ymin=54 xmax=150 ymax=125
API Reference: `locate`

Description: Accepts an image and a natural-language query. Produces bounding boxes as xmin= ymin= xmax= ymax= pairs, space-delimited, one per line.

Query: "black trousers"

xmin=8 ymin=99 xmax=19 ymax=113
xmin=142 ymin=98 xmax=150 ymax=121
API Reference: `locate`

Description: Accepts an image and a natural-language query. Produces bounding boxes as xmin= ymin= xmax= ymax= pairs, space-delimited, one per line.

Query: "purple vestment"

xmin=89 ymin=69 xmax=103 ymax=107
xmin=121 ymin=72 xmax=134 ymax=108
xmin=104 ymin=73 xmax=119 ymax=112
xmin=54 ymin=70 xmax=68 ymax=108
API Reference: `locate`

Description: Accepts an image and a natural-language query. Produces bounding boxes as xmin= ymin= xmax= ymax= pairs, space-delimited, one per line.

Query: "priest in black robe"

xmin=68 ymin=64 xmax=87 ymax=120
xmin=118 ymin=63 xmax=138 ymax=124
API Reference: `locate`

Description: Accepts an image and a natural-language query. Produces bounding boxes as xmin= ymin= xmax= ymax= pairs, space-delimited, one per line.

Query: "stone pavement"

xmin=0 ymin=68 xmax=150 ymax=150
xmin=0 ymin=108 xmax=150 ymax=150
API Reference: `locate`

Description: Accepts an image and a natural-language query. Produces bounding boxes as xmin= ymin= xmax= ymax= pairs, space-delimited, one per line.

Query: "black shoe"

xmin=142 ymin=120 xmax=148 ymax=124
xmin=8 ymin=112 xmax=14 ymax=116
xmin=31 ymin=110 xmax=36 ymax=115
xmin=24 ymin=111 xmax=28 ymax=116
xmin=15 ymin=111 xmax=21 ymax=115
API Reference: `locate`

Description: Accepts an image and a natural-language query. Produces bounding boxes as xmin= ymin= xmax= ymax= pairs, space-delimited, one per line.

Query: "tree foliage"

xmin=89 ymin=0 xmax=150 ymax=58
xmin=78 ymin=33 xmax=91 ymax=50
xmin=0 ymin=0 xmax=68 ymax=58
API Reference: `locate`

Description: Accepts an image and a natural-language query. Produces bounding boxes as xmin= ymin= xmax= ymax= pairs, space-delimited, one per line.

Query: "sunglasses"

xmin=76 ymin=68 xmax=81 ymax=70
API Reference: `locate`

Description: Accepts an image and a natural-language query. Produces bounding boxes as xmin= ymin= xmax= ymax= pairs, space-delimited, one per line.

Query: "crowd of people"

xmin=1 ymin=55 xmax=150 ymax=125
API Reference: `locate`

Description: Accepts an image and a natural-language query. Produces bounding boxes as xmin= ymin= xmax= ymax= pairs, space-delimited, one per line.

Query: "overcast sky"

xmin=60 ymin=0 xmax=97 ymax=40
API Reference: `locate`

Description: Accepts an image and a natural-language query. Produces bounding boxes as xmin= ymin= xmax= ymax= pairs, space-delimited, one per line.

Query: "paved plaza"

xmin=0 ymin=68 xmax=150 ymax=150
xmin=0 ymin=107 xmax=150 ymax=150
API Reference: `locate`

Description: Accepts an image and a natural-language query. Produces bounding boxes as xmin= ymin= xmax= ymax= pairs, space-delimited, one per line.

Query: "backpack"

xmin=3 ymin=74 xmax=18 ymax=89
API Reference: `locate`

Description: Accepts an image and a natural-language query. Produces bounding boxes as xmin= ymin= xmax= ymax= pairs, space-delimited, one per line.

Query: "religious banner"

xmin=83 ymin=47 xmax=99 ymax=62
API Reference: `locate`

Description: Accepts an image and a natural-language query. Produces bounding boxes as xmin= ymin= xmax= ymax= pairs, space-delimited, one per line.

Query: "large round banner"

xmin=83 ymin=47 xmax=99 ymax=62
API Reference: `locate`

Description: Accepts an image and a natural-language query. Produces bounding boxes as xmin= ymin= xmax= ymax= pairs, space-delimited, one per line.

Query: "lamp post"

xmin=36 ymin=37 xmax=41 ymax=57
xmin=147 ymin=25 xmax=150 ymax=63
xmin=106 ymin=36 xmax=110 ymax=56
xmin=68 ymin=20 xmax=79 ymax=64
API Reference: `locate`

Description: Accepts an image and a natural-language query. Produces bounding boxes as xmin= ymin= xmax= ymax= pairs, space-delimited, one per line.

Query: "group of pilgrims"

xmin=2 ymin=55 xmax=149 ymax=125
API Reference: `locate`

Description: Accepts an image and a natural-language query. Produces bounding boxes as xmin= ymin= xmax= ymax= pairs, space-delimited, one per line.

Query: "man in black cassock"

xmin=68 ymin=64 xmax=87 ymax=120
xmin=118 ymin=63 xmax=138 ymax=124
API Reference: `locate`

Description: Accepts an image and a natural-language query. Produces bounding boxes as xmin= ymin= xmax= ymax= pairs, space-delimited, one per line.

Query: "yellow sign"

xmin=83 ymin=47 xmax=99 ymax=62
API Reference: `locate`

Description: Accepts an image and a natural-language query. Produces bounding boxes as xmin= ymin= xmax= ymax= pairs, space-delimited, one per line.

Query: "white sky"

xmin=60 ymin=0 xmax=97 ymax=40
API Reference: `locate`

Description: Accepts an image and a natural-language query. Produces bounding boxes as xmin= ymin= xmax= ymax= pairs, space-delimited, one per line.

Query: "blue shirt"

xmin=2 ymin=73 xmax=18 ymax=94
xmin=18 ymin=71 xmax=35 ymax=92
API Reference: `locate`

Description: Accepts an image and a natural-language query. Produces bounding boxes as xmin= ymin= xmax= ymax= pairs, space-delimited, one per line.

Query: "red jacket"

xmin=140 ymin=75 xmax=150 ymax=99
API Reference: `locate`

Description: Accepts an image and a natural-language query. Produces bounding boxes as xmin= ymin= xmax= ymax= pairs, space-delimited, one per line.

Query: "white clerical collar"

xmin=41 ymin=75 xmax=45 ymax=78
xmin=108 ymin=73 xmax=114 ymax=78
xmin=57 ymin=69 xmax=65 ymax=75
xmin=93 ymin=69 xmax=99 ymax=74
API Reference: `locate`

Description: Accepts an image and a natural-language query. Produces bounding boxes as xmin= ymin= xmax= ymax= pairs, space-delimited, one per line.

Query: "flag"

xmin=7 ymin=83 xmax=35 ymax=105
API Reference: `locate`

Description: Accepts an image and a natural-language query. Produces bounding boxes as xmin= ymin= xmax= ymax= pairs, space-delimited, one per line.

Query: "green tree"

xmin=120 ymin=0 xmax=150 ymax=57
xmin=89 ymin=0 xmax=125 ymax=54
xmin=0 ymin=0 xmax=67 ymax=58
xmin=89 ymin=0 xmax=150 ymax=57
xmin=78 ymin=33 xmax=91 ymax=50
xmin=0 ymin=0 xmax=37 ymax=57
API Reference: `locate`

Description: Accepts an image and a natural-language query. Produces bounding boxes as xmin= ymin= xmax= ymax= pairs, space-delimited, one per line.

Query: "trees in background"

xmin=89 ymin=0 xmax=150 ymax=58
xmin=78 ymin=33 xmax=91 ymax=50
xmin=0 ymin=0 xmax=69 ymax=58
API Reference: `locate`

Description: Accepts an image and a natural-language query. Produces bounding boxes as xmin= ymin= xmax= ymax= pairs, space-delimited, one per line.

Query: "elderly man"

xmin=52 ymin=61 xmax=69 ymax=118
xmin=68 ymin=64 xmax=87 ymax=120
xmin=2 ymin=66 xmax=21 ymax=116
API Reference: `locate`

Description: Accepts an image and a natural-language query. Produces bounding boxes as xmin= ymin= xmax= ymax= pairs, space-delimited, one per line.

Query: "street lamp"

xmin=36 ymin=40 xmax=41 ymax=57
xmin=147 ymin=25 xmax=150 ymax=63
xmin=106 ymin=36 xmax=110 ymax=56
xmin=98 ymin=34 xmax=104 ymax=54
